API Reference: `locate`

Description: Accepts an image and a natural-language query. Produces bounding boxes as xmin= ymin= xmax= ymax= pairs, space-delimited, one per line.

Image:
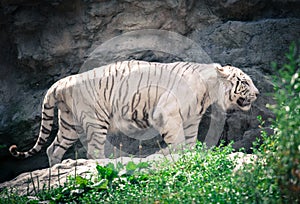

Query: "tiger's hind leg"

xmin=46 ymin=109 xmax=79 ymax=166
xmin=85 ymin=122 xmax=108 ymax=160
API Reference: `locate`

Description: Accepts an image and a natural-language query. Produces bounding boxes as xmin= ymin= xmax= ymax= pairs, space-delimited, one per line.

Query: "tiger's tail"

xmin=9 ymin=85 xmax=57 ymax=159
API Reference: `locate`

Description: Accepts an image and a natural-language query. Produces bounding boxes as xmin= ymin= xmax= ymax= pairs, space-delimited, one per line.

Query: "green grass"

xmin=0 ymin=143 xmax=281 ymax=204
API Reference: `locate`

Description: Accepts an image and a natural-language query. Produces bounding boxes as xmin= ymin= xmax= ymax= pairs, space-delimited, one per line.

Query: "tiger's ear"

xmin=216 ymin=65 xmax=232 ymax=79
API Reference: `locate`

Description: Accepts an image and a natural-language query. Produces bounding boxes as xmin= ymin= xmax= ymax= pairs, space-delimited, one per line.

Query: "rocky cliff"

xmin=0 ymin=0 xmax=299 ymax=183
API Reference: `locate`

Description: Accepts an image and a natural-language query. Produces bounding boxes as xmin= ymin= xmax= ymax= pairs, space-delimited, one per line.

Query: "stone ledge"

xmin=0 ymin=152 xmax=256 ymax=196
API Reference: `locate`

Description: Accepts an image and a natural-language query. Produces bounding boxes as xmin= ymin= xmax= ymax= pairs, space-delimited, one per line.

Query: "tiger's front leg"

xmin=156 ymin=121 xmax=199 ymax=155
xmin=183 ymin=122 xmax=200 ymax=150
xmin=152 ymin=93 xmax=186 ymax=155
xmin=154 ymin=115 xmax=185 ymax=155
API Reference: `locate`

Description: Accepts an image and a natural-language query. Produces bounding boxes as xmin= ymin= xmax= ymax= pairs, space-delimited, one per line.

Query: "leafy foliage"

xmin=267 ymin=41 xmax=300 ymax=201
xmin=0 ymin=143 xmax=281 ymax=203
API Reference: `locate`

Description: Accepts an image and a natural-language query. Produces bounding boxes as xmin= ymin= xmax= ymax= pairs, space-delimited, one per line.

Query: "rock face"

xmin=0 ymin=0 xmax=299 ymax=183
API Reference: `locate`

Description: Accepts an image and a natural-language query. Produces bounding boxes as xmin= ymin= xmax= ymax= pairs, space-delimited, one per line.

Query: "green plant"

xmin=267 ymin=41 xmax=300 ymax=201
xmin=44 ymin=160 xmax=151 ymax=203
xmin=0 ymin=142 xmax=282 ymax=203
xmin=0 ymin=188 xmax=30 ymax=204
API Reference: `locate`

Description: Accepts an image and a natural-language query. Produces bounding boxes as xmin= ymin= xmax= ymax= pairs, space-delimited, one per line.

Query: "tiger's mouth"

xmin=237 ymin=97 xmax=251 ymax=108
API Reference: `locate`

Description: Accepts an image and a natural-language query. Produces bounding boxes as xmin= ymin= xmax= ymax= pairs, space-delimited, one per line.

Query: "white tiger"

xmin=9 ymin=60 xmax=259 ymax=166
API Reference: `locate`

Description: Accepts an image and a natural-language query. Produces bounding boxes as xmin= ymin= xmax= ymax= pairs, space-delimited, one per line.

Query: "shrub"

xmin=268 ymin=41 xmax=300 ymax=201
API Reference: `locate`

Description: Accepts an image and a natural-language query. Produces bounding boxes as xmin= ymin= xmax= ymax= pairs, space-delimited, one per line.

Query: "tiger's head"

xmin=217 ymin=64 xmax=259 ymax=111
